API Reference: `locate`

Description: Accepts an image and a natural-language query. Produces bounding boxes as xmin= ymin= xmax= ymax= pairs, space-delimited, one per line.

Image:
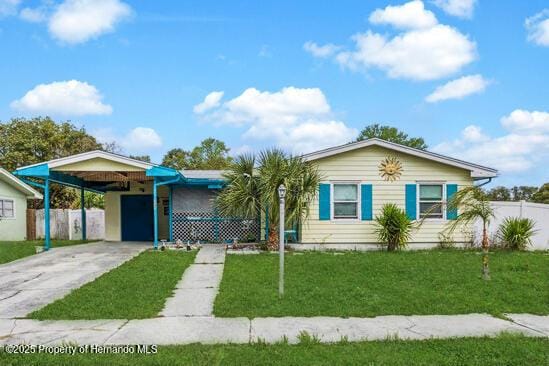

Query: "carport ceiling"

xmin=61 ymin=171 xmax=152 ymax=182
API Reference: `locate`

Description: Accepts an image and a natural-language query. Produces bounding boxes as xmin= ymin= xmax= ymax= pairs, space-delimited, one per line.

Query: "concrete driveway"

xmin=0 ymin=242 xmax=148 ymax=318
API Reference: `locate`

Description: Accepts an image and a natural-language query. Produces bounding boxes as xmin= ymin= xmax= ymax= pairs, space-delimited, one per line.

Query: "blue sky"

xmin=0 ymin=0 xmax=548 ymax=187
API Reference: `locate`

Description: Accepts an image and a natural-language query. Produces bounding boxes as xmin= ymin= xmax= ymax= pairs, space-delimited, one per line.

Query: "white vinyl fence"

xmin=475 ymin=201 xmax=549 ymax=250
xmin=35 ymin=209 xmax=105 ymax=240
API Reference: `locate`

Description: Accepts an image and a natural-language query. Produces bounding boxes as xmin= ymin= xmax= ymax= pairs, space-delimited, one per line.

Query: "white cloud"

xmin=501 ymin=109 xmax=549 ymax=134
xmin=10 ymin=80 xmax=113 ymax=116
xmin=336 ymin=25 xmax=476 ymax=80
xmin=19 ymin=7 xmax=47 ymax=23
xmin=284 ymin=120 xmax=357 ymax=154
xmin=193 ymin=91 xmax=224 ymax=114
xmin=307 ymin=1 xmax=476 ymax=81
xmin=303 ymin=41 xmax=341 ymax=58
xmin=433 ymin=110 xmax=549 ymax=173
xmin=433 ymin=0 xmax=476 ymax=19
xmin=230 ymin=144 xmax=253 ymax=157
xmin=461 ymin=125 xmax=488 ymax=142
xmin=525 ymin=10 xmax=549 ymax=47
xmin=195 ymin=87 xmax=357 ymax=154
xmin=93 ymin=127 xmax=163 ymax=153
xmin=49 ymin=0 xmax=132 ymax=44
xmin=125 ymin=127 xmax=162 ymax=149
xmin=369 ymin=0 xmax=437 ymax=30
xmin=0 ymin=0 xmax=20 ymax=17
xmin=425 ymin=74 xmax=489 ymax=102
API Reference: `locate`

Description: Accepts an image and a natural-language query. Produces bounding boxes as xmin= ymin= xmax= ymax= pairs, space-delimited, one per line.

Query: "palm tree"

xmin=445 ymin=186 xmax=495 ymax=280
xmin=216 ymin=153 xmax=260 ymax=220
xmin=374 ymin=203 xmax=414 ymax=251
xmin=216 ymin=149 xmax=322 ymax=250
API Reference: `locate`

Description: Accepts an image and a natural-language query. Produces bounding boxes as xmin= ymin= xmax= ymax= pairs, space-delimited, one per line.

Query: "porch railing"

xmin=172 ymin=211 xmax=260 ymax=243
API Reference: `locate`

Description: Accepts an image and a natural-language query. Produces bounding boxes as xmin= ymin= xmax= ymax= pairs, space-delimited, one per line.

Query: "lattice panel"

xmin=172 ymin=211 xmax=260 ymax=243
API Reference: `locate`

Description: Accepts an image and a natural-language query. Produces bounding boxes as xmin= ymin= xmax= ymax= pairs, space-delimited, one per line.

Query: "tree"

xmin=161 ymin=138 xmax=233 ymax=170
xmin=189 ymin=138 xmax=232 ymax=169
xmin=0 ymin=117 xmax=110 ymax=208
xmin=356 ymin=124 xmax=427 ymax=150
xmin=531 ymin=183 xmax=549 ymax=204
xmin=445 ymin=187 xmax=495 ymax=280
xmin=216 ymin=149 xmax=322 ymax=250
xmin=485 ymin=185 xmax=539 ymax=202
xmin=129 ymin=155 xmax=151 ymax=163
xmin=511 ymin=186 xmax=538 ymax=201
xmin=485 ymin=186 xmax=511 ymax=201
xmin=72 ymin=191 xmax=105 ymax=209
xmin=162 ymin=148 xmax=191 ymax=170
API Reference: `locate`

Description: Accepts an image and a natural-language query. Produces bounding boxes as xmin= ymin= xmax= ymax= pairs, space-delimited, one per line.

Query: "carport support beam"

xmin=81 ymin=188 xmax=87 ymax=240
xmin=153 ymin=177 xmax=159 ymax=250
xmin=44 ymin=178 xmax=51 ymax=251
xmin=169 ymin=186 xmax=173 ymax=242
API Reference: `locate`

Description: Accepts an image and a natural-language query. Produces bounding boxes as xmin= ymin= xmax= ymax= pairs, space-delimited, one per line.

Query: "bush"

xmin=497 ymin=217 xmax=536 ymax=250
xmin=374 ymin=203 xmax=413 ymax=251
xmin=437 ymin=233 xmax=456 ymax=249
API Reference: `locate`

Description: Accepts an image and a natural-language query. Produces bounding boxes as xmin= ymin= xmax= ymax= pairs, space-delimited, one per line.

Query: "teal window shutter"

xmin=319 ymin=184 xmax=331 ymax=220
xmin=446 ymin=184 xmax=458 ymax=220
xmin=361 ymin=184 xmax=373 ymax=220
xmin=405 ymin=184 xmax=417 ymax=220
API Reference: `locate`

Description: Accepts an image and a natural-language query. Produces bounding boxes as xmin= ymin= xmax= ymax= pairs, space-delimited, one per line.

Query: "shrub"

xmin=497 ymin=217 xmax=536 ymax=250
xmin=438 ymin=233 xmax=456 ymax=249
xmin=374 ymin=203 xmax=413 ymax=251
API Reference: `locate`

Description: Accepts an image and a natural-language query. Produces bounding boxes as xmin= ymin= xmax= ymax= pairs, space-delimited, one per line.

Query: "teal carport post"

xmin=44 ymin=178 xmax=51 ymax=251
xmin=153 ymin=177 xmax=159 ymax=250
xmin=146 ymin=165 xmax=186 ymax=250
xmin=80 ymin=188 xmax=87 ymax=240
xmin=264 ymin=205 xmax=269 ymax=241
xmin=168 ymin=186 xmax=173 ymax=242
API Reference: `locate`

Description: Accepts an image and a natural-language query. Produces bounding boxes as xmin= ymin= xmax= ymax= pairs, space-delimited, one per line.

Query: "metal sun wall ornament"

xmin=379 ymin=156 xmax=403 ymax=182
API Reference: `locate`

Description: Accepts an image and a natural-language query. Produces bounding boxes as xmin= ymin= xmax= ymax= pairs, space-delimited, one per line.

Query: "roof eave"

xmin=16 ymin=150 xmax=157 ymax=172
xmin=0 ymin=168 xmax=43 ymax=199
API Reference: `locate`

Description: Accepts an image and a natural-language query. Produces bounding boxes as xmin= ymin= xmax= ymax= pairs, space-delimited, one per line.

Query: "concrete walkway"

xmin=0 ymin=242 xmax=148 ymax=318
xmin=160 ymin=244 xmax=226 ymax=317
xmin=0 ymin=314 xmax=547 ymax=345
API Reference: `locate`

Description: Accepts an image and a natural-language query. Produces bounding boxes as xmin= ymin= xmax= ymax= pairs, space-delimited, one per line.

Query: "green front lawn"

xmin=0 ymin=334 xmax=547 ymax=365
xmin=30 ymin=250 xmax=196 ymax=320
xmin=0 ymin=240 xmax=95 ymax=265
xmin=215 ymin=250 xmax=549 ymax=318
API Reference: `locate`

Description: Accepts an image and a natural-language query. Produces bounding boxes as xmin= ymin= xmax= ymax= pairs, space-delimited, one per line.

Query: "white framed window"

xmin=0 ymin=199 xmax=15 ymax=219
xmin=417 ymin=183 xmax=445 ymax=219
xmin=332 ymin=183 xmax=359 ymax=220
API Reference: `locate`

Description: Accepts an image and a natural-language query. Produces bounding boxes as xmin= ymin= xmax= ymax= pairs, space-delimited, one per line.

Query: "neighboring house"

xmin=13 ymin=139 xmax=498 ymax=250
xmin=0 ymin=167 xmax=43 ymax=241
xmin=298 ymin=138 xmax=498 ymax=250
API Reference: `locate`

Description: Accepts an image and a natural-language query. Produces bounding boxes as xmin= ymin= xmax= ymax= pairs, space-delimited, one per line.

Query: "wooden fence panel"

xmin=26 ymin=209 xmax=36 ymax=240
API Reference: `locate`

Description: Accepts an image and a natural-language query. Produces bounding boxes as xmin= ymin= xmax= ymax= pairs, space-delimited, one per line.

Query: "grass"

xmin=0 ymin=334 xmax=547 ymax=365
xmin=0 ymin=240 xmax=95 ymax=265
xmin=30 ymin=250 xmax=196 ymax=320
xmin=215 ymin=250 xmax=549 ymax=317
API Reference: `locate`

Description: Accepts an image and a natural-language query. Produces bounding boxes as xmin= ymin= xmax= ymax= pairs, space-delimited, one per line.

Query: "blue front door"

xmin=121 ymin=195 xmax=154 ymax=241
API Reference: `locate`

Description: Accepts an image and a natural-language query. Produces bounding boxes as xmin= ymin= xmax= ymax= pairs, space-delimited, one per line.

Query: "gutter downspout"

xmin=475 ymin=177 xmax=492 ymax=188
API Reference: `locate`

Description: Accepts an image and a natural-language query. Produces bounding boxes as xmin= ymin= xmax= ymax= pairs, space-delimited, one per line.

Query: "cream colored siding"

xmin=301 ymin=145 xmax=473 ymax=245
xmin=53 ymin=158 xmax=145 ymax=172
xmin=104 ymin=182 xmax=169 ymax=241
xmin=0 ymin=182 xmax=28 ymax=241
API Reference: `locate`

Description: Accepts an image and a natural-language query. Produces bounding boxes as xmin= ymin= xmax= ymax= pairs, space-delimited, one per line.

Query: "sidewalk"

xmin=0 ymin=314 xmax=548 ymax=345
xmin=160 ymin=244 xmax=226 ymax=317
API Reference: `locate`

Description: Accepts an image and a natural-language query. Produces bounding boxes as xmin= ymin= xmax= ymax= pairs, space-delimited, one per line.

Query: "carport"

xmin=13 ymin=151 xmax=224 ymax=251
